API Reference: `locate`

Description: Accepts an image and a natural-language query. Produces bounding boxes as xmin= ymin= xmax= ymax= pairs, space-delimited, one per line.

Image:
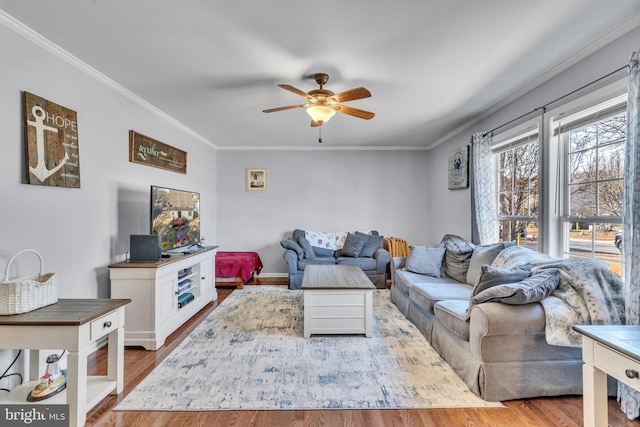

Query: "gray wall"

xmin=216 ymin=149 xmax=430 ymax=275
xmin=426 ymin=26 xmax=640 ymax=244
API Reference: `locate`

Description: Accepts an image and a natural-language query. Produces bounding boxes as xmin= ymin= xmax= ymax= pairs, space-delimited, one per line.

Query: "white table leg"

xmin=304 ymin=292 xmax=311 ymax=338
xmin=66 ymin=348 xmax=88 ymax=427
xmin=365 ymin=290 xmax=373 ymax=337
xmin=583 ymin=363 xmax=608 ymax=427
xmin=108 ymin=325 xmax=125 ymax=393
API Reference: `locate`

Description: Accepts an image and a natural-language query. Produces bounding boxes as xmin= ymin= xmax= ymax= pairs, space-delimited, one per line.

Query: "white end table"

xmin=574 ymin=324 xmax=640 ymax=427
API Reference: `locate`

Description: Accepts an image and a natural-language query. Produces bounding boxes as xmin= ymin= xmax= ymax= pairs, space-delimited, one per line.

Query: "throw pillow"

xmin=440 ymin=234 xmax=476 ymax=283
xmin=466 ymin=269 xmax=560 ymax=321
xmin=280 ymin=238 xmax=304 ymax=260
xmin=357 ymin=232 xmax=384 ymax=257
xmin=296 ymin=235 xmax=316 ymax=259
xmin=404 ymin=246 xmax=446 ymax=277
xmin=473 ymin=269 xmax=560 ymax=305
xmin=466 ymin=242 xmax=515 ymax=285
xmin=341 ymin=232 xmax=368 ymax=257
xmin=472 ymin=263 xmax=532 ymax=296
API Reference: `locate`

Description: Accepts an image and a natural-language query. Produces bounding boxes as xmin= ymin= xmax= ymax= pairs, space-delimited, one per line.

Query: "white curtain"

xmin=619 ymin=49 xmax=640 ymax=420
xmin=471 ymin=132 xmax=498 ymax=244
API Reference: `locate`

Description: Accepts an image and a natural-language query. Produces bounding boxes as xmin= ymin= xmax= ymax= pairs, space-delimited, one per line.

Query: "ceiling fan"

xmin=262 ymin=73 xmax=375 ymax=127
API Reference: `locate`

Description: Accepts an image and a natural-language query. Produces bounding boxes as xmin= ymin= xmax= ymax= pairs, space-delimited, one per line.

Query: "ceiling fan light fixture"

xmin=306 ymin=104 xmax=336 ymax=124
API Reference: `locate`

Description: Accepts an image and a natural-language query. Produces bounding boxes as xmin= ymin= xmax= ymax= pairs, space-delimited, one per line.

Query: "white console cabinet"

xmin=109 ymin=246 xmax=217 ymax=350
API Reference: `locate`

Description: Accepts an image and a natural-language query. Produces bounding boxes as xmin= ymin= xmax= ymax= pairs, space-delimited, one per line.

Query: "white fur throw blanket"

xmin=492 ymin=246 xmax=625 ymax=347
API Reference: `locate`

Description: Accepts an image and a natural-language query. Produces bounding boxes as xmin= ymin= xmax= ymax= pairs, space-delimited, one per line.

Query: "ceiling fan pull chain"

xmin=318 ymin=127 xmax=322 ymax=143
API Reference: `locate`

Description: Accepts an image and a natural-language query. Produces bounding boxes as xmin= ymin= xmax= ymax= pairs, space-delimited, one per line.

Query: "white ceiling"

xmin=1 ymin=0 xmax=640 ymax=149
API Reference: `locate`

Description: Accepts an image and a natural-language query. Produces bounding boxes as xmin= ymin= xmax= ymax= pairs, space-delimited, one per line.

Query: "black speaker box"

xmin=130 ymin=234 xmax=162 ymax=262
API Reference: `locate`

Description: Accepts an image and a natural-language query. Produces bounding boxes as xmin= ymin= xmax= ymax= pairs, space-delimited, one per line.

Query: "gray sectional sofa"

xmin=390 ymin=234 xmax=624 ymax=401
xmin=281 ymin=229 xmax=390 ymax=289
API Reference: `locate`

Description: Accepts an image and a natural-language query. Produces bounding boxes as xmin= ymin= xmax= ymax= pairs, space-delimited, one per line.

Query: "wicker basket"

xmin=0 ymin=249 xmax=58 ymax=315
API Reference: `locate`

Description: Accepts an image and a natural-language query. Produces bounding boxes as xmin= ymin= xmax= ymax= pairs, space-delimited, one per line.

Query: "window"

xmin=495 ymin=132 xmax=540 ymax=251
xmin=559 ymin=108 xmax=625 ymax=276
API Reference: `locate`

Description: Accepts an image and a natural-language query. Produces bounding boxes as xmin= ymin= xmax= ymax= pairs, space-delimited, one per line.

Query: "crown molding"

xmin=0 ymin=10 xmax=217 ymax=149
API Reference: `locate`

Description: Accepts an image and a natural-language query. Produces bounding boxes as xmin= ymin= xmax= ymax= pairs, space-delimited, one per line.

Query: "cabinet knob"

xmin=201 ymin=276 xmax=205 ymax=280
xmin=104 ymin=321 xmax=112 ymax=328
xmin=625 ymin=369 xmax=639 ymax=379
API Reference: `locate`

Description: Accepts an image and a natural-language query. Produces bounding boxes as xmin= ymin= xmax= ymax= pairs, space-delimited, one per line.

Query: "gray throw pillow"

xmin=296 ymin=235 xmax=316 ymax=259
xmin=357 ymin=232 xmax=383 ymax=257
xmin=466 ymin=269 xmax=560 ymax=321
xmin=280 ymin=238 xmax=304 ymax=260
xmin=474 ymin=269 xmax=560 ymax=305
xmin=405 ymin=246 xmax=446 ymax=277
xmin=466 ymin=242 xmax=515 ymax=285
xmin=440 ymin=235 xmax=476 ymax=283
xmin=472 ymin=263 xmax=532 ymax=296
xmin=341 ymin=232 xmax=368 ymax=257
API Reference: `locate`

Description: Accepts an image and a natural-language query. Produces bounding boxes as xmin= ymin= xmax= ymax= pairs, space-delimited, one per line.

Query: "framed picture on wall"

xmin=246 ymin=167 xmax=268 ymax=192
xmin=448 ymin=145 xmax=469 ymax=190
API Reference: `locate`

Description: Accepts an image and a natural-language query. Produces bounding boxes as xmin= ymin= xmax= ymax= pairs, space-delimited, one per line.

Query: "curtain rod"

xmin=483 ymin=64 xmax=629 ymax=137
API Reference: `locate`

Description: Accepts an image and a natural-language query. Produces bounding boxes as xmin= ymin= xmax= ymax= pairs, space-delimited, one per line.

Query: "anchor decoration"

xmin=23 ymin=92 xmax=80 ymax=188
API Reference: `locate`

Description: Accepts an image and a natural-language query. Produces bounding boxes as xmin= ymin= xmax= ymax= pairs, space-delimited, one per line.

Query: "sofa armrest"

xmin=389 ymin=256 xmax=406 ymax=287
xmin=282 ymin=250 xmax=299 ymax=275
xmin=372 ymin=247 xmax=390 ymax=274
xmin=468 ymin=302 xmax=547 ymax=356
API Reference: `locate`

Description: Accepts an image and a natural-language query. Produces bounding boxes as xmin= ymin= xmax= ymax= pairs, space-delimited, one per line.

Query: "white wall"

xmin=216 ymin=149 xmax=431 ymax=274
xmin=426 ymin=26 xmax=640 ymax=243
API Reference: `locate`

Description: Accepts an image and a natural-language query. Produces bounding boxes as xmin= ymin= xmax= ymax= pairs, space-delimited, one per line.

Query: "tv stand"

xmin=109 ymin=246 xmax=218 ymax=350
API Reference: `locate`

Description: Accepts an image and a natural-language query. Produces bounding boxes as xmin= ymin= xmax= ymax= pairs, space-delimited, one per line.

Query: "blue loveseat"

xmin=281 ymin=229 xmax=390 ymax=289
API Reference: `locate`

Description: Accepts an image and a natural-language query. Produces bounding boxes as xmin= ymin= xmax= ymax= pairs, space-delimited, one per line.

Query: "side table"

xmin=574 ymin=324 xmax=640 ymax=427
xmin=0 ymin=299 xmax=130 ymax=427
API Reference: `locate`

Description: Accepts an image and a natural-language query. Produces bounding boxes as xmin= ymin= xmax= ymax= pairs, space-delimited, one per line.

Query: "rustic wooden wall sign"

xmin=129 ymin=130 xmax=187 ymax=174
xmin=23 ymin=91 xmax=81 ymax=188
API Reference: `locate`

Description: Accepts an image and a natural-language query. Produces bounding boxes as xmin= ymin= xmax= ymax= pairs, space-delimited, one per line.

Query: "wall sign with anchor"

xmin=23 ymin=91 xmax=80 ymax=188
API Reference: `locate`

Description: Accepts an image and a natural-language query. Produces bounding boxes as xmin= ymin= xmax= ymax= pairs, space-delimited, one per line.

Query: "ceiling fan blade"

xmin=333 ymin=87 xmax=371 ymax=103
xmin=310 ymin=119 xmax=322 ymax=127
xmin=336 ymin=105 xmax=375 ymax=120
xmin=278 ymin=84 xmax=311 ymax=99
xmin=262 ymin=104 xmax=308 ymax=113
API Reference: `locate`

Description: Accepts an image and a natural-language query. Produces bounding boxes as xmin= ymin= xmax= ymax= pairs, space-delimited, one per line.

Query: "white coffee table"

xmin=302 ymin=264 xmax=375 ymax=337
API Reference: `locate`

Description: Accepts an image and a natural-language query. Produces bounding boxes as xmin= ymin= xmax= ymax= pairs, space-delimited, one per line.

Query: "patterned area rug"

xmin=115 ymin=286 xmax=503 ymax=411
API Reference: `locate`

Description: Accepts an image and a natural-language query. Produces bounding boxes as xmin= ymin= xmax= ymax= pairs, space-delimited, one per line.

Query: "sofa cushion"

xmin=434 ymin=299 xmax=471 ymax=341
xmin=336 ymin=256 xmax=377 ymax=271
xmin=440 ymin=234 xmax=476 ymax=283
xmin=466 ymin=242 xmax=514 ymax=285
xmin=280 ymin=238 xmax=304 ymax=260
xmin=472 ymin=269 xmax=560 ymax=306
xmin=296 ymin=235 xmax=316 ymax=259
xmin=405 ymin=246 xmax=445 ymax=277
xmin=342 ymin=232 xmax=368 ymax=257
xmin=358 ymin=232 xmax=384 ymax=257
xmin=473 ymin=263 xmax=531 ymax=296
xmin=297 ymin=257 xmax=335 ymax=270
xmin=409 ymin=280 xmax=473 ymax=313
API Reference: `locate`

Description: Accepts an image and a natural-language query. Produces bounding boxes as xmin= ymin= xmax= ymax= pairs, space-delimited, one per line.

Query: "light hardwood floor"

xmin=85 ymin=278 xmax=639 ymax=426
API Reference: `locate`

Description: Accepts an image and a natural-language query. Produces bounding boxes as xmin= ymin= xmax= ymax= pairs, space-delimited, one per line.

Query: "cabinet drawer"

xmin=90 ymin=311 xmax=119 ymax=341
xmin=594 ymin=342 xmax=640 ymax=388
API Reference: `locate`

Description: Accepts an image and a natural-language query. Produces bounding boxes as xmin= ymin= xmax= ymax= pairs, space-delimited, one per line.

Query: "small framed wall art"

xmin=246 ymin=167 xmax=268 ymax=192
xmin=448 ymin=145 xmax=469 ymax=190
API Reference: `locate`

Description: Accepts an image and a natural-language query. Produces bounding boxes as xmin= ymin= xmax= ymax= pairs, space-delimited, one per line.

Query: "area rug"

xmin=115 ymin=286 xmax=503 ymax=411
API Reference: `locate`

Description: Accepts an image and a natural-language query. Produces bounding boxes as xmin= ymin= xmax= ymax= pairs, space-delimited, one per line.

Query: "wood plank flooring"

xmin=84 ymin=278 xmax=640 ymax=426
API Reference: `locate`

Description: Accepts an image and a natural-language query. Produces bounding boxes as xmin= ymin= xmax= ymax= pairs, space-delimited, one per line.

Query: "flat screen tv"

xmin=150 ymin=185 xmax=200 ymax=251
